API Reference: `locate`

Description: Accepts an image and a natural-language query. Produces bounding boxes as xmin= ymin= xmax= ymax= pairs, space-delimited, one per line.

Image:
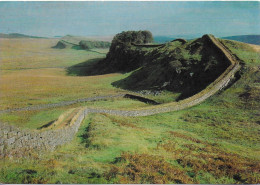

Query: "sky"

xmin=0 ymin=1 xmax=259 ymax=38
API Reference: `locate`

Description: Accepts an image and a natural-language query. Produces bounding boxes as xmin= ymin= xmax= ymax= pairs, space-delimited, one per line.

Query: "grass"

xmin=220 ymin=39 xmax=260 ymax=66
xmin=0 ymin=108 xmax=66 ymax=129
xmin=0 ymin=38 xmax=133 ymax=111
xmin=0 ymin=38 xmax=106 ymax=70
xmin=1 ymin=99 xmax=259 ymax=183
xmin=0 ymin=68 xmax=127 ymax=110
xmin=0 ymin=38 xmax=149 ymax=128
xmin=0 ymin=37 xmax=259 ymax=184
xmin=0 ymin=97 xmax=148 ymax=129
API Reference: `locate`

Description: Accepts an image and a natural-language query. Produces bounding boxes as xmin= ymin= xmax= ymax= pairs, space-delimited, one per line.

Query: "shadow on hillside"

xmin=67 ymin=57 xmax=127 ymax=76
xmin=71 ymin=45 xmax=85 ymax=50
xmin=66 ymin=58 xmax=105 ymax=76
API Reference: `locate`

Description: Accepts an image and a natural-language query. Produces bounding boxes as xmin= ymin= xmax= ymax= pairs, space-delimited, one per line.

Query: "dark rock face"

xmin=52 ymin=41 xmax=66 ymax=49
xmin=110 ymin=34 xmax=231 ymax=99
xmin=78 ymin=31 xmax=231 ymax=99
xmin=101 ymin=30 xmax=154 ymax=72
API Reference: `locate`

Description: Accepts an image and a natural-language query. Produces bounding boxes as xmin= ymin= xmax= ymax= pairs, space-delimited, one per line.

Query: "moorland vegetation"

xmin=0 ymin=30 xmax=259 ymax=184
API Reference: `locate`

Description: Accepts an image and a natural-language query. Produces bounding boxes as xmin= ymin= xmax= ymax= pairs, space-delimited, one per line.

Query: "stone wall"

xmin=0 ymin=35 xmax=241 ymax=157
xmin=0 ymin=108 xmax=88 ymax=157
xmin=89 ymin=35 xmax=240 ymax=116
xmin=0 ymin=94 xmax=125 ymax=114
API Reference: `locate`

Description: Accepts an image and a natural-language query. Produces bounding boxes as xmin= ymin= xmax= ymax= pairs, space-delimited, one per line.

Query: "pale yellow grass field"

xmin=0 ymin=38 xmax=107 ymax=69
xmin=0 ymin=68 xmax=127 ymax=110
xmin=0 ymin=38 xmax=127 ymax=110
xmin=249 ymin=43 xmax=260 ymax=52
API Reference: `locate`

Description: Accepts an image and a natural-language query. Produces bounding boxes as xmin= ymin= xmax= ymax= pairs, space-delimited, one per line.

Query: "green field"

xmin=0 ymin=38 xmax=259 ymax=184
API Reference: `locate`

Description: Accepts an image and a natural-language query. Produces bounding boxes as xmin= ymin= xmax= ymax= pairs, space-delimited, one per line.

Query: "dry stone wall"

xmin=89 ymin=35 xmax=241 ymax=117
xmin=0 ymin=108 xmax=87 ymax=157
xmin=0 ymin=35 xmax=241 ymax=157
xmin=0 ymin=94 xmax=125 ymax=114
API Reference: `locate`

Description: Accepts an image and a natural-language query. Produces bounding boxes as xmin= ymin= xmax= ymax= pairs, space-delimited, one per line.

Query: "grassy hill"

xmin=114 ymin=34 xmax=232 ymax=99
xmin=90 ymin=31 xmax=231 ymax=100
xmin=0 ymin=32 xmax=259 ymax=184
xmin=153 ymin=36 xmax=176 ymax=43
xmin=154 ymin=34 xmax=260 ymax=45
xmin=0 ymin=33 xmax=46 ymax=39
xmin=221 ymin=35 xmax=260 ymax=45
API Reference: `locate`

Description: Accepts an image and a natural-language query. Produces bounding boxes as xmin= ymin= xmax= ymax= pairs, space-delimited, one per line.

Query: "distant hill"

xmin=221 ymin=35 xmax=260 ymax=45
xmin=154 ymin=36 xmax=176 ymax=43
xmin=61 ymin=35 xmax=113 ymax=44
xmin=53 ymin=35 xmax=111 ymax=49
xmin=0 ymin=33 xmax=46 ymax=39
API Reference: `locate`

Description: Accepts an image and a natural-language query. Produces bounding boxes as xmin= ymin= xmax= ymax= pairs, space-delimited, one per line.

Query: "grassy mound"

xmin=52 ymin=41 xmax=67 ymax=49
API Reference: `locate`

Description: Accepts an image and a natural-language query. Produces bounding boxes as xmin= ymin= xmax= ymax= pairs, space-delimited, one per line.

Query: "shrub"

xmin=79 ymin=40 xmax=110 ymax=50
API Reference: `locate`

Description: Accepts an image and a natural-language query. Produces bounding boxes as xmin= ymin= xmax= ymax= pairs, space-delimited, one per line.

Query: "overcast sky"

xmin=0 ymin=1 xmax=259 ymax=38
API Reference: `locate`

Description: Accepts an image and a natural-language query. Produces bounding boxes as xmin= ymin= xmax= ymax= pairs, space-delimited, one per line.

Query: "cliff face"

xmin=101 ymin=30 xmax=153 ymax=72
xmin=103 ymin=33 xmax=230 ymax=99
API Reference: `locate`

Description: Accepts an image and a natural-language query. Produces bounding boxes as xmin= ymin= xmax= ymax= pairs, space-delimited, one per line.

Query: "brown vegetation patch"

xmin=105 ymin=152 xmax=194 ymax=184
xmin=169 ymin=131 xmax=203 ymax=144
xmin=159 ymin=133 xmax=260 ymax=184
xmin=106 ymin=114 xmax=146 ymax=131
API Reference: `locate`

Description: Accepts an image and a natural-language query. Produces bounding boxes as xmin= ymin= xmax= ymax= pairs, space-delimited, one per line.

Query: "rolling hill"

xmin=153 ymin=36 xmax=176 ymax=43
xmin=154 ymin=34 xmax=260 ymax=45
xmin=0 ymin=33 xmax=46 ymax=39
xmin=0 ymin=30 xmax=260 ymax=184
xmin=221 ymin=35 xmax=260 ymax=45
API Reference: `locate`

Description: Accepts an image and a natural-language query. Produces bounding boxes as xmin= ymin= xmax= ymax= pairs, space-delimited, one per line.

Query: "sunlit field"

xmin=0 ymin=38 xmax=147 ymax=130
xmin=0 ymin=38 xmax=128 ymax=110
xmin=0 ymin=37 xmax=259 ymax=184
xmin=0 ymin=38 xmax=107 ymax=69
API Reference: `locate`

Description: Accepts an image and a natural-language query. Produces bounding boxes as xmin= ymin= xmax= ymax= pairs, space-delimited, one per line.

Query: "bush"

xmin=79 ymin=40 xmax=111 ymax=50
xmin=112 ymin=30 xmax=153 ymax=45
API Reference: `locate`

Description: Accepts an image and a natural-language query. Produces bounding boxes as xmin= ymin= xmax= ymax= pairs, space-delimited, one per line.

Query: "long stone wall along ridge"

xmin=0 ymin=35 xmax=241 ymax=157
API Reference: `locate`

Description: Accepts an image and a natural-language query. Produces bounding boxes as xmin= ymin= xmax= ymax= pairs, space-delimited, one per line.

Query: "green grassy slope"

xmin=0 ymin=38 xmax=142 ymax=129
xmin=0 ymin=39 xmax=259 ymax=184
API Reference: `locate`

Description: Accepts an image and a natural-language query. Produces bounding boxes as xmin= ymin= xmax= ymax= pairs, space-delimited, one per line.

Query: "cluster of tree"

xmin=100 ymin=30 xmax=154 ymax=72
xmin=79 ymin=40 xmax=111 ymax=50
xmin=112 ymin=30 xmax=153 ymax=45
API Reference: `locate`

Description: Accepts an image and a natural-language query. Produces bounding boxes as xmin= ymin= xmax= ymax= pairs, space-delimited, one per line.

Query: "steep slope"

xmin=110 ymin=33 xmax=231 ymax=99
xmin=98 ymin=30 xmax=154 ymax=73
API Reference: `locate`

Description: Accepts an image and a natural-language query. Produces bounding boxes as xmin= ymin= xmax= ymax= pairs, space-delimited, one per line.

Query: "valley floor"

xmin=0 ymin=38 xmax=259 ymax=184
